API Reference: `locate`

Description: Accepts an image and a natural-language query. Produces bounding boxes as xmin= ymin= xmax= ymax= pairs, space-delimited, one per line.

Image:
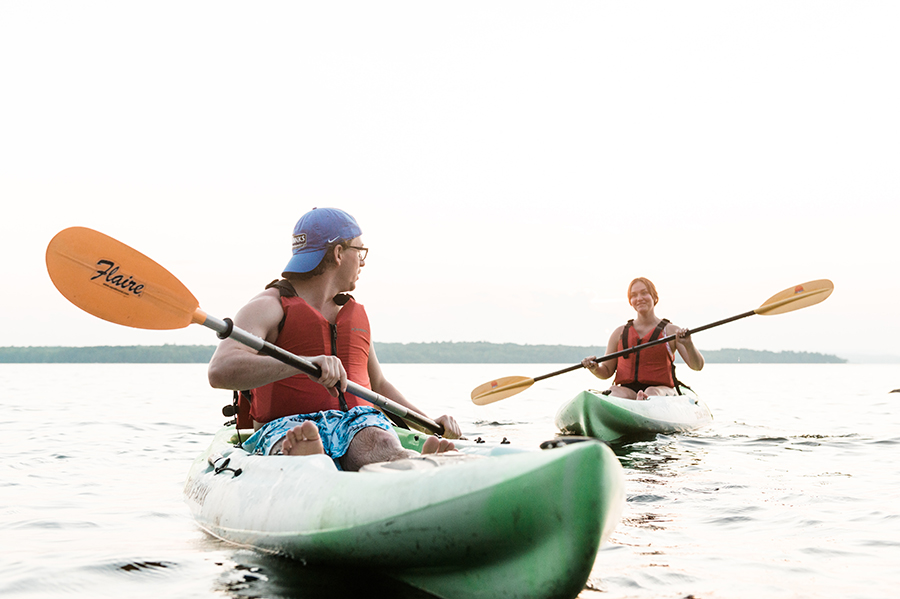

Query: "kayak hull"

xmin=555 ymin=388 xmax=713 ymax=443
xmin=184 ymin=427 xmax=625 ymax=599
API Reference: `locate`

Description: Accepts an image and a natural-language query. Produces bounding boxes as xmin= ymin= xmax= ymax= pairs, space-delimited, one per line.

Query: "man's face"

xmin=338 ymin=236 xmax=366 ymax=291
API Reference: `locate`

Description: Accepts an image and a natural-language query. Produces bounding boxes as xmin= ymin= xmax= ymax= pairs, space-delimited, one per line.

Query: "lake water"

xmin=2 ymin=362 xmax=898 ymax=598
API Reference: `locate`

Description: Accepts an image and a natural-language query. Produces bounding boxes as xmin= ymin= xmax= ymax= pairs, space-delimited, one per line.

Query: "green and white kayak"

xmin=555 ymin=388 xmax=713 ymax=443
xmin=184 ymin=426 xmax=625 ymax=599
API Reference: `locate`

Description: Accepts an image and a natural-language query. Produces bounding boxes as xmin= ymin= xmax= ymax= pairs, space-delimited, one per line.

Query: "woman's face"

xmin=629 ymin=281 xmax=655 ymax=312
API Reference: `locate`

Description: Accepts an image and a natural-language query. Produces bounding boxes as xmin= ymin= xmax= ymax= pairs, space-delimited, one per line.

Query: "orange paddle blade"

xmin=46 ymin=227 xmax=201 ymax=330
xmin=471 ymin=376 xmax=535 ymax=405
xmin=756 ymin=279 xmax=834 ymax=316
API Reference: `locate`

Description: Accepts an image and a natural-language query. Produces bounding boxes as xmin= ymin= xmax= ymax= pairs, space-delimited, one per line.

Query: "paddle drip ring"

xmin=217 ymin=317 xmax=235 ymax=340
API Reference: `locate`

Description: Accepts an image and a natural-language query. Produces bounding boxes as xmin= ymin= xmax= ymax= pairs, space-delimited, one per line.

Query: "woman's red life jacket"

xmin=614 ymin=319 xmax=676 ymax=387
xmin=249 ymin=288 xmax=372 ymax=424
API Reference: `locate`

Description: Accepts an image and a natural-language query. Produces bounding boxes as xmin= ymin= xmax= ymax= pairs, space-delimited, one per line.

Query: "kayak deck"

xmin=555 ymin=388 xmax=713 ymax=443
xmin=185 ymin=426 xmax=625 ymax=599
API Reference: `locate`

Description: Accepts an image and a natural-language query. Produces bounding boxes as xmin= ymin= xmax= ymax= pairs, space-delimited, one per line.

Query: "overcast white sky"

xmin=2 ymin=1 xmax=898 ymax=361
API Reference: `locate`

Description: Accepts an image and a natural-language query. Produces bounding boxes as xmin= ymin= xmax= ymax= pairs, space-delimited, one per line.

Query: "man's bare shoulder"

xmin=232 ymin=287 xmax=285 ymax=335
xmin=245 ymin=286 xmax=282 ymax=304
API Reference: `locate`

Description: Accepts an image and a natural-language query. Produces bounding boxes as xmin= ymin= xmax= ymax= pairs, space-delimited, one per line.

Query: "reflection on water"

xmin=605 ymin=434 xmax=711 ymax=550
xmin=613 ymin=435 xmax=709 ymax=474
xmin=210 ymin=551 xmax=434 ymax=599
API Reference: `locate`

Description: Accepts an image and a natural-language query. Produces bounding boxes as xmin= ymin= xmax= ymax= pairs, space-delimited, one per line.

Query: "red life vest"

xmin=249 ymin=286 xmax=372 ymax=424
xmin=614 ymin=319 xmax=676 ymax=387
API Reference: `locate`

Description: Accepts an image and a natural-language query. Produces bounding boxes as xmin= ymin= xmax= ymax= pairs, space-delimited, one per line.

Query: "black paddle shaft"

xmin=534 ymin=309 xmax=757 ymax=383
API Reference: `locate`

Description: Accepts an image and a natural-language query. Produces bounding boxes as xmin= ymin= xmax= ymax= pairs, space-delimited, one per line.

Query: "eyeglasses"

xmin=348 ymin=246 xmax=368 ymax=261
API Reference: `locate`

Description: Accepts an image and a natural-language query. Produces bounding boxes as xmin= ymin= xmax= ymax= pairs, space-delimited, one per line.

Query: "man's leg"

xmin=339 ymin=426 xmax=454 ymax=471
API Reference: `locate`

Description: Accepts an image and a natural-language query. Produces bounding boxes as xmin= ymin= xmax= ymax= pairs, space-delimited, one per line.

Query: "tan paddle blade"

xmin=471 ymin=376 xmax=535 ymax=405
xmin=46 ymin=227 xmax=201 ymax=330
xmin=755 ymin=279 xmax=834 ymax=316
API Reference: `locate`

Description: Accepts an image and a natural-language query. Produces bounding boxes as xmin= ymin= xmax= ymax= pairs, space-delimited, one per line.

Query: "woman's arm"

xmin=583 ymin=327 xmax=622 ymax=380
xmin=668 ymin=323 xmax=705 ymax=371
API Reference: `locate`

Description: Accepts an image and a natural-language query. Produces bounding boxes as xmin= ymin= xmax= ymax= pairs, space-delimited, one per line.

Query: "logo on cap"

xmin=292 ymin=233 xmax=308 ymax=250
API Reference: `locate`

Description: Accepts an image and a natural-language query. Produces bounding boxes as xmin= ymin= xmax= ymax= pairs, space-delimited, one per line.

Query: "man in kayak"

xmin=581 ymin=277 xmax=705 ymax=400
xmin=207 ymin=207 xmax=461 ymax=470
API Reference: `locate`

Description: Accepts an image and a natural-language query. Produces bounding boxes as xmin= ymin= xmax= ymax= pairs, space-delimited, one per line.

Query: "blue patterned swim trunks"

xmin=243 ymin=406 xmax=395 ymax=469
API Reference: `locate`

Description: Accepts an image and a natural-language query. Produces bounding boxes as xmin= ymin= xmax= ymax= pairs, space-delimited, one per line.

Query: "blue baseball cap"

xmin=283 ymin=208 xmax=362 ymax=274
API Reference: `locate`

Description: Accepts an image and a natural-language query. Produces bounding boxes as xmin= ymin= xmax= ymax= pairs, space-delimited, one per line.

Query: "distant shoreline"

xmin=0 ymin=342 xmax=852 ymax=364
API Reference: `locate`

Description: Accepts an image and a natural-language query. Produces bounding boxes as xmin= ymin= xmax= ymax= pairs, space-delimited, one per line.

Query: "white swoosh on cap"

xmin=328 ymin=236 xmax=340 ymax=243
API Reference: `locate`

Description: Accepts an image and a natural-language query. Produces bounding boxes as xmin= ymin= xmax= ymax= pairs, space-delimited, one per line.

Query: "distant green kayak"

xmin=184 ymin=426 xmax=625 ymax=599
xmin=555 ymin=388 xmax=713 ymax=443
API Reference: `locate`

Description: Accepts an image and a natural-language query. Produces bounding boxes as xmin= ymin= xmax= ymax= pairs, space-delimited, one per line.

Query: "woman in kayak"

xmin=208 ymin=207 xmax=461 ymax=469
xmin=581 ymin=277 xmax=705 ymax=400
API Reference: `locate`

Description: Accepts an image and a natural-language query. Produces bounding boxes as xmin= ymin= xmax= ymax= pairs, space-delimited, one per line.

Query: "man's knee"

xmin=352 ymin=426 xmax=399 ymax=450
xmin=341 ymin=426 xmax=402 ymax=470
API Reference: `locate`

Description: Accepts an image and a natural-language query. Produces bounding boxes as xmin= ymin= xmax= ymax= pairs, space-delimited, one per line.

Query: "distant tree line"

xmin=377 ymin=343 xmax=848 ymax=364
xmin=377 ymin=341 xmax=611 ymax=363
xmin=0 ymin=345 xmax=216 ymax=363
xmin=695 ymin=347 xmax=846 ymax=364
xmin=0 ymin=342 xmax=846 ymax=364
